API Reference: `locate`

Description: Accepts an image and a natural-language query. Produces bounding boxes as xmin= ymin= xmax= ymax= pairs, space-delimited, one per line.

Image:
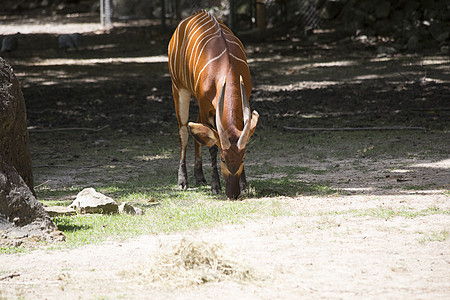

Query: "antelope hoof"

xmin=178 ymin=182 xmax=188 ymax=190
xmin=194 ymin=171 xmax=207 ymax=186
xmin=196 ymin=178 xmax=207 ymax=186
xmin=178 ymin=175 xmax=188 ymax=190
xmin=211 ymin=183 xmax=221 ymax=195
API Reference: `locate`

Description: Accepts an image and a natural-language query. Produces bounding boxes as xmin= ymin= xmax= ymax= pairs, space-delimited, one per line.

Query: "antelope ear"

xmin=249 ymin=111 xmax=259 ymax=137
xmin=188 ymin=122 xmax=219 ymax=147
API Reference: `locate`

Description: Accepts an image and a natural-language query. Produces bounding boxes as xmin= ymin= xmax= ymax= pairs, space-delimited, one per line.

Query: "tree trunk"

xmin=0 ymin=57 xmax=34 ymax=195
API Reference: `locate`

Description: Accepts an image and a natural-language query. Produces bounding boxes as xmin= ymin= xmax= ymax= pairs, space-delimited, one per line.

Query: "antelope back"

xmin=168 ymin=10 xmax=251 ymax=100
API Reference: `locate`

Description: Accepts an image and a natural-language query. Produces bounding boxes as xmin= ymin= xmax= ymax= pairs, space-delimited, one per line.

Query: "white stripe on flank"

xmin=194 ymin=48 xmax=227 ymax=90
xmin=229 ymin=53 xmax=248 ymax=66
xmin=192 ymin=29 xmax=222 ymax=86
xmin=187 ymin=18 xmax=216 ymax=91
xmin=170 ymin=10 xmax=249 ymax=94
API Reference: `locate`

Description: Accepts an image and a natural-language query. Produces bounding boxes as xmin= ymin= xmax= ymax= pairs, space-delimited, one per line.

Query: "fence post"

xmin=100 ymin=0 xmax=112 ymax=29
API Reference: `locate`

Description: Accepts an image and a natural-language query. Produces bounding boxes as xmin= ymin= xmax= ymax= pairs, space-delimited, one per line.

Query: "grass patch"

xmin=315 ymin=206 xmax=449 ymax=220
xmin=418 ymin=230 xmax=449 ymax=244
xmin=0 ymin=246 xmax=28 ymax=255
xmin=350 ymin=206 xmax=448 ymax=219
xmin=50 ymin=197 xmax=290 ymax=249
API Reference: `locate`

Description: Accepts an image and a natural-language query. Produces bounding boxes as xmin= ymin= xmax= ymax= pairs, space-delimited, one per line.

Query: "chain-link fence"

xmin=103 ymin=0 xmax=321 ymax=31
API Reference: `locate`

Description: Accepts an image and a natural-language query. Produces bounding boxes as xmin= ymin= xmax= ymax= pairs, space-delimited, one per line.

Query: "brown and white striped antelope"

xmin=168 ymin=10 xmax=259 ymax=199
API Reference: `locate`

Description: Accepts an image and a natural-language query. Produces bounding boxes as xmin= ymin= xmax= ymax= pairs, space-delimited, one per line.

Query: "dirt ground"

xmin=1 ymin=12 xmax=450 ymax=299
xmin=1 ymin=194 xmax=450 ymax=299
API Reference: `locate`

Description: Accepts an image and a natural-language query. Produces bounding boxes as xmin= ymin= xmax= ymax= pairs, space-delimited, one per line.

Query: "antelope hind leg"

xmin=194 ymin=140 xmax=207 ymax=185
xmin=209 ymin=145 xmax=221 ymax=194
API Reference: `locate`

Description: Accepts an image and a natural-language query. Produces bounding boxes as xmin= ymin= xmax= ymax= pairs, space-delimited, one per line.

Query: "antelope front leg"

xmin=177 ymin=126 xmax=188 ymax=190
xmin=209 ymin=145 xmax=221 ymax=194
xmin=174 ymin=88 xmax=191 ymax=190
xmin=194 ymin=140 xmax=207 ymax=185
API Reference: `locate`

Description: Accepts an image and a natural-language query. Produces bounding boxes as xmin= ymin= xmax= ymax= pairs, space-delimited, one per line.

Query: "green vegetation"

xmin=49 ymin=197 xmax=290 ymax=248
xmin=316 ymin=206 xmax=449 ymax=220
xmin=0 ymin=246 xmax=28 ymax=255
xmin=418 ymin=230 xmax=450 ymax=244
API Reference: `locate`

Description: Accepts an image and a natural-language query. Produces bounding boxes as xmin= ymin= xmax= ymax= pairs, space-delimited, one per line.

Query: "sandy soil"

xmin=1 ymin=193 xmax=450 ymax=299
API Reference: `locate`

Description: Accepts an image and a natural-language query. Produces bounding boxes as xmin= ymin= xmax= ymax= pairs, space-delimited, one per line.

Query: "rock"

xmin=58 ymin=34 xmax=75 ymax=49
xmin=0 ymin=151 xmax=64 ymax=246
xmin=377 ymin=45 xmax=397 ymax=56
xmin=44 ymin=206 xmax=77 ymax=217
xmin=58 ymin=33 xmax=81 ymax=51
xmin=118 ymin=202 xmax=144 ymax=215
xmin=0 ymin=58 xmax=34 ymax=194
xmin=436 ymin=31 xmax=450 ymax=42
xmin=118 ymin=202 xmax=135 ymax=214
xmin=1 ymin=35 xmax=18 ymax=53
xmin=407 ymin=35 xmax=420 ymax=51
xmin=441 ymin=45 xmax=450 ymax=54
xmin=70 ymin=33 xmax=82 ymax=48
xmin=70 ymin=188 xmax=118 ymax=214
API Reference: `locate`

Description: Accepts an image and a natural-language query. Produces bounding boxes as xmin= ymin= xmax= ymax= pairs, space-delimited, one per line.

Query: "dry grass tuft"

xmin=122 ymin=237 xmax=259 ymax=288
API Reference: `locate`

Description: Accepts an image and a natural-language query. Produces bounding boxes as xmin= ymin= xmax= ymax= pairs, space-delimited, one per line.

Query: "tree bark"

xmin=0 ymin=57 xmax=34 ymax=195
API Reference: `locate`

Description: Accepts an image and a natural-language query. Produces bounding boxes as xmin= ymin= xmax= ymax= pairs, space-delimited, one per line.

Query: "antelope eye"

xmin=220 ymin=157 xmax=225 ymax=163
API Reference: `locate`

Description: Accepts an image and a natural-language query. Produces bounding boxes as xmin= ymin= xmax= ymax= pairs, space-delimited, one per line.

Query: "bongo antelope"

xmin=168 ymin=10 xmax=258 ymax=199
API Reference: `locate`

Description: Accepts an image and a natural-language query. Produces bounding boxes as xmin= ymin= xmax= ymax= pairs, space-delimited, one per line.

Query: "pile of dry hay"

xmin=124 ymin=237 xmax=260 ymax=288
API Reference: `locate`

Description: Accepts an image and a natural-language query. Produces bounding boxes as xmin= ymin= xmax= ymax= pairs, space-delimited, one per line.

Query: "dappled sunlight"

xmin=134 ymin=154 xmax=172 ymax=162
xmin=339 ymin=187 xmax=375 ymax=193
xmin=15 ymin=55 xmax=168 ymax=67
xmin=413 ymin=158 xmax=450 ymax=170
xmin=418 ymin=58 xmax=450 ymax=67
xmin=250 ymin=52 xmax=450 ymax=93
xmin=257 ymin=80 xmax=341 ymax=91
xmin=0 ymin=16 xmax=156 ymax=34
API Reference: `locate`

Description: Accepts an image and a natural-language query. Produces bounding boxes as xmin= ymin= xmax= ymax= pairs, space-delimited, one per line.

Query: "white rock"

xmin=44 ymin=206 xmax=77 ymax=217
xmin=118 ymin=202 xmax=144 ymax=215
xmin=70 ymin=188 xmax=118 ymax=214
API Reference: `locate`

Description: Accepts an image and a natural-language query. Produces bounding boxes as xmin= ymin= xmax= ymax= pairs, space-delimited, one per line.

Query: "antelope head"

xmin=188 ymin=76 xmax=259 ymax=199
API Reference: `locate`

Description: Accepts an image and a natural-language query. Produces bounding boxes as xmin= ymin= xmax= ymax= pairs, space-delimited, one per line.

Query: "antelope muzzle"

xmin=225 ymin=173 xmax=241 ymax=200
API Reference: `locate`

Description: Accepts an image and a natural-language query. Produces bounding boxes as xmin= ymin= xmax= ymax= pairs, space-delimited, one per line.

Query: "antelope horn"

xmin=216 ymin=77 xmax=231 ymax=150
xmin=237 ymin=76 xmax=252 ymax=150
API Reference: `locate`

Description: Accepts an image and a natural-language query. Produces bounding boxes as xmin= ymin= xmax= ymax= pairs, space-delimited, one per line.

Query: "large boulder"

xmin=0 ymin=152 xmax=64 ymax=247
xmin=0 ymin=57 xmax=34 ymax=194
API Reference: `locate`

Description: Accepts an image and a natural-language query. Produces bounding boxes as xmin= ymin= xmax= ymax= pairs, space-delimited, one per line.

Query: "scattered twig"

xmin=33 ymin=164 xmax=102 ymax=168
xmin=283 ymin=126 xmax=425 ymax=132
xmin=0 ymin=273 xmax=21 ymax=281
xmin=35 ymin=179 xmax=52 ymax=188
xmin=0 ymin=280 xmax=61 ymax=285
xmin=29 ymin=125 xmax=109 ymax=133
